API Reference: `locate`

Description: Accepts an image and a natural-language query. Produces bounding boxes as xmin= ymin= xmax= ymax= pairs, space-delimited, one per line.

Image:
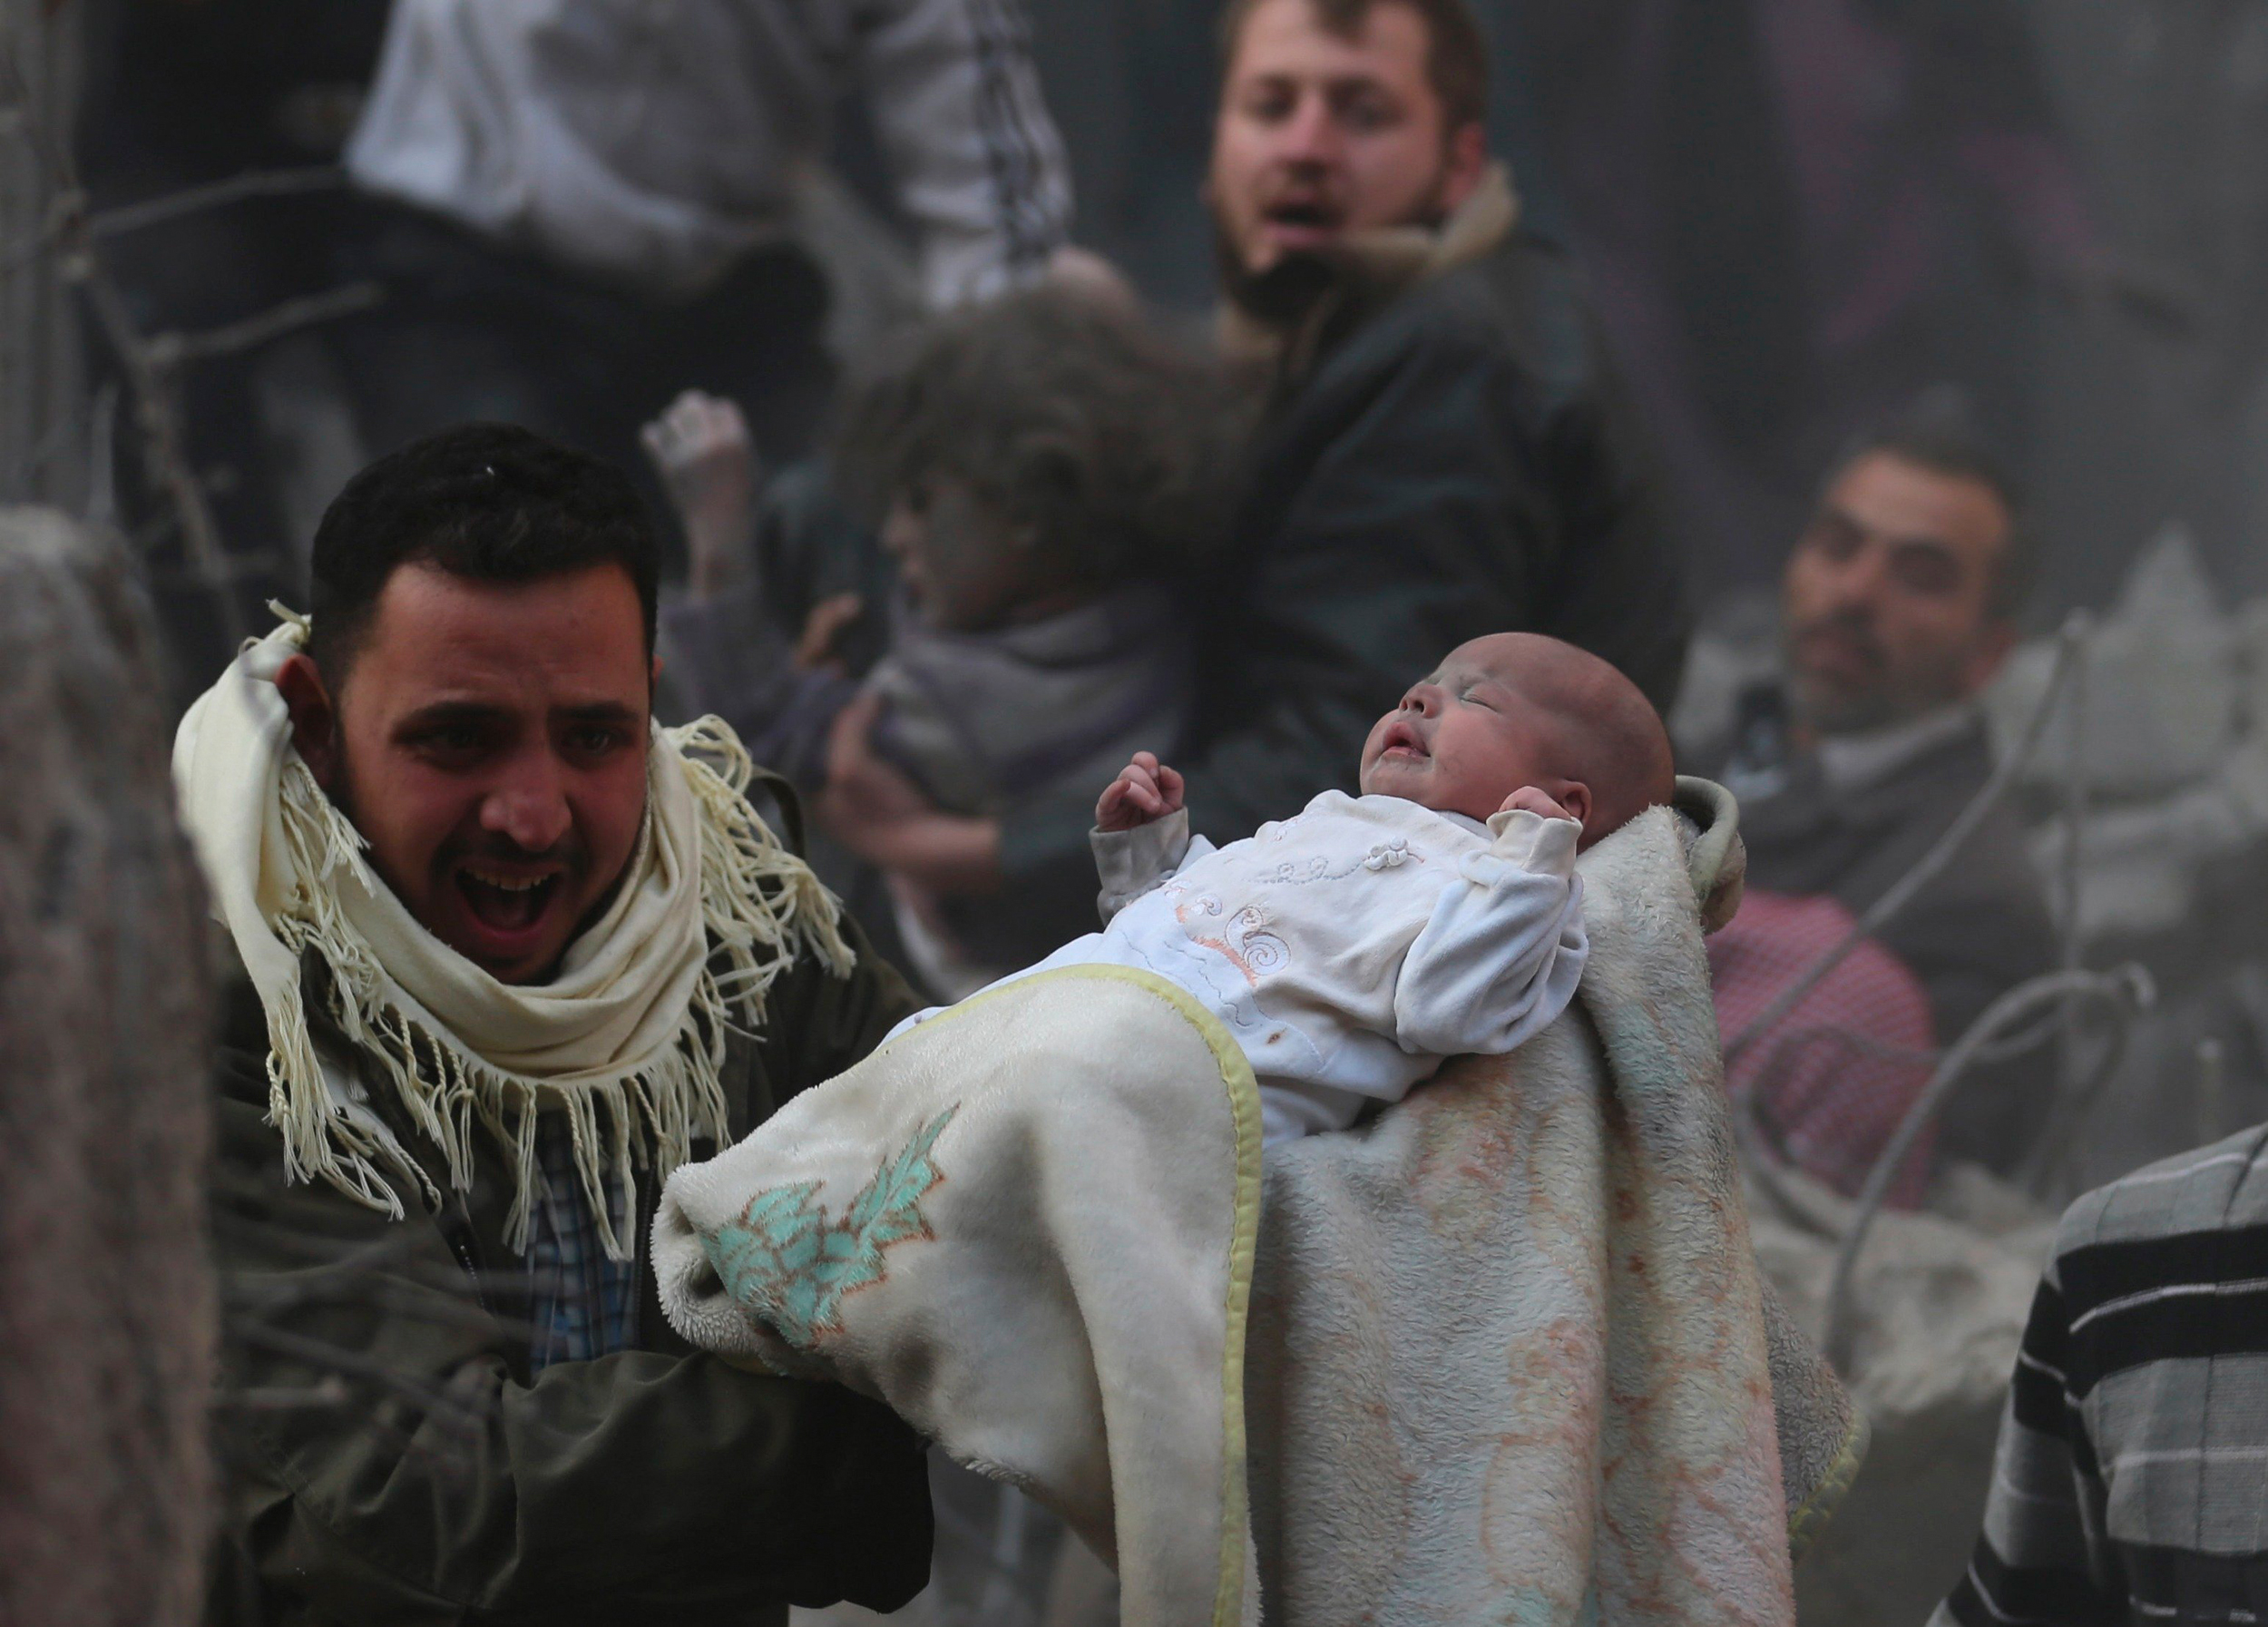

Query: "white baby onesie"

xmin=906 ymin=789 xmax=1588 ymax=1146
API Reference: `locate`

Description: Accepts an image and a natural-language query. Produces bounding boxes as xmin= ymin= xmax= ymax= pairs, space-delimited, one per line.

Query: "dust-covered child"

xmin=647 ymin=286 xmax=1237 ymax=997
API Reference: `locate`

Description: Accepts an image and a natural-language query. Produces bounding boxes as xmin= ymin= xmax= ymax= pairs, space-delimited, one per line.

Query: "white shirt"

xmin=347 ymin=0 xmax=1072 ymax=305
xmin=903 ymin=791 xmax=1589 ymax=1145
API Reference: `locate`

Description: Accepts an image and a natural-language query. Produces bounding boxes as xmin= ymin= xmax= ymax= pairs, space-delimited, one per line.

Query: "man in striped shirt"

xmin=1937 ymin=1127 xmax=2268 ymax=1626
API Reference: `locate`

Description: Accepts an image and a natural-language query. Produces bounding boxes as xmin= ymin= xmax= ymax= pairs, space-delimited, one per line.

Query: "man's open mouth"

xmin=1265 ymin=199 xmax=1342 ymax=233
xmin=457 ymin=867 xmax=563 ymax=934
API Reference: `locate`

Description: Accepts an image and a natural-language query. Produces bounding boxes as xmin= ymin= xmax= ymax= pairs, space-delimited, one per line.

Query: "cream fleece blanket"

xmin=656 ymin=782 xmax=1859 ymax=1625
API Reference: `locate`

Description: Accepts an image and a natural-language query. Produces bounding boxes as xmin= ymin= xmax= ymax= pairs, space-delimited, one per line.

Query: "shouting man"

xmin=179 ymin=426 xmax=931 ymax=1622
xmin=819 ymin=0 xmax=1688 ymax=950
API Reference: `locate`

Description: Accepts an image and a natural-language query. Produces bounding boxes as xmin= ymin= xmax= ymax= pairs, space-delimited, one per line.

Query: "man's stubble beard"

xmin=1790 ymin=678 xmax=1917 ymax=738
xmin=1214 ymin=221 xmax=1341 ymax=329
xmin=322 ymin=735 xmax=435 ymax=930
xmin=1784 ymin=616 xmax=1978 ymax=738
xmin=322 ymin=733 xmax=621 ymax=982
xmin=1210 ymin=153 xmax=1461 ymax=328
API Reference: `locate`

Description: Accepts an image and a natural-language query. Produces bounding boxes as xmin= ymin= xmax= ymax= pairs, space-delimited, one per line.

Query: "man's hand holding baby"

xmin=1097 ymin=752 xmax=1186 ymax=832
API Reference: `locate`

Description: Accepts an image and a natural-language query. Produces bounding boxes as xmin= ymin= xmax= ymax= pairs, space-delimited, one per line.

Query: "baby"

xmin=900 ymin=632 xmax=1677 ymax=1145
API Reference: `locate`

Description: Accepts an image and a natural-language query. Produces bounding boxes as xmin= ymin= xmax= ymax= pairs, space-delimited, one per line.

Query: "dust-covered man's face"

xmin=1783 ymin=452 xmax=2017 ymax=736
xmin=278 ymin=561 xmax=654 ymax=985
xmin=1207 ymin=0 xmax=1483 ymax=281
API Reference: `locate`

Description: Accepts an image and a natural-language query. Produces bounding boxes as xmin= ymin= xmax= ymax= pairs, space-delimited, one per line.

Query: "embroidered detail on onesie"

xmin=1363 ymin=838 xmax=1411 ymax=871
xmin=1229 ymin=906 xmax=1290 ymax=974
xmin=1175 ymin=894 xmax=1292 ymax=985
xmin=702 ymin=1106 xmax=959 ymax=1351
xmin=1174 ymin=892 xmax=1221 ymax=927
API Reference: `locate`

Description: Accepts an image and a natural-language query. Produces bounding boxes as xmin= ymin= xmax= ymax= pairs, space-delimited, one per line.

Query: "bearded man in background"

xmin=1709 ymin=402 xmax=2058 ymax=1180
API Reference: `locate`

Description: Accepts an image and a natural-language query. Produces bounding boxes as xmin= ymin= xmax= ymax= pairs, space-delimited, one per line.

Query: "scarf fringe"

xmin=256 ymin=716 xmax=855 ymax=1259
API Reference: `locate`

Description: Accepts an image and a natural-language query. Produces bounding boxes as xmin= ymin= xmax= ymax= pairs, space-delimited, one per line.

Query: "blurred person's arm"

xmin=645 ymin=391 xmax=807 ymax=750
xmin=645 ymin=407 xmax=877 ymax=780
xmin=658 ymin=576 xmax=868 ymax=788
xmin=751 ymin=461 xmax=897 ymax=681
xmin=644 ymin=390 xmax=763 ymax=598
xmin=818 ymin=692 xmax=1002 ymax=893
xmin=849 ymin=0 xmax=1074 ymax=307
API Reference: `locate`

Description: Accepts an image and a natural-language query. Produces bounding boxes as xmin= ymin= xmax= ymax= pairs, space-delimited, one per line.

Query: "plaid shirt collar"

xmin=526 ymin=1114 xmax=640 ymax=1371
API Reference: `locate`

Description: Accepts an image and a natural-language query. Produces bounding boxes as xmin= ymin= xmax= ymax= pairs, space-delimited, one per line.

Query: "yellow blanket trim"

xmin=1786 ymin=1406 xmax=1871 ymax=1564
xmin=895 ymin=965 xmax=1264 ymax=1623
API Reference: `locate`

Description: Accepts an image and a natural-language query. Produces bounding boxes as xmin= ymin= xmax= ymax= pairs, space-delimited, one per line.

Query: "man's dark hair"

xmin=306 ymin=424 xmax=660 ymax=681
xmin=835 ymin=286 xmax=1239 ymax=587
xmin=1216 ymin=0 xmax=1489 ymax=137
xmin=1826 ymin=390 xmax=2036 ymax=621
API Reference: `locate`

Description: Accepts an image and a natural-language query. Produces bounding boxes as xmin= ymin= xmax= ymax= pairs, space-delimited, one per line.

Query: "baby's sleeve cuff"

xmin=1091 ymin=809 xmax=1193 ymax=921
xmin=1482 ymin=807 xmax=1581 ymax=878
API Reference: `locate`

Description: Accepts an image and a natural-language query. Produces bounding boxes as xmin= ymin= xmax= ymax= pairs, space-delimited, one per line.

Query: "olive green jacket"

xmin=206 ymin=858 xmax=933 ymax=1625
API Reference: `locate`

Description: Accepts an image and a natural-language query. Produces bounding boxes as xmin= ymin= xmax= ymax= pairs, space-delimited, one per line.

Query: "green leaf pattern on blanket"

xmin=705 ymin=1106 xmax=959 ymax=1350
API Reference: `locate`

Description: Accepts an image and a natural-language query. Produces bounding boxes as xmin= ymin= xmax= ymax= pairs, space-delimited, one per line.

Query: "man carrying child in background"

xmin=649 ymin=0 xmax=1687 ymax=999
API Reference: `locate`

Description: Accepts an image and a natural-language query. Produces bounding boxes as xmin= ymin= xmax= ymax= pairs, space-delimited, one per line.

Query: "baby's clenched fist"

xmin=1096 ymin=751 xmax=1185 ymax=832
xmin=1497 ymin=785 xmax=1576 ymax=824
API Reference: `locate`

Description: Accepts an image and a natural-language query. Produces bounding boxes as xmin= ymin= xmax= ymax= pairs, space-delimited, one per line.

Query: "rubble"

xmin=1748 ymin=1164 xmax=2054 ymax=1627
xmin=1989 ymin=527 xmax=2241 ymax=799
xmin=1989 ymin=532 xmax=2268 ymax=1190
xmin=1677 ymin=530 xmax=2268 ymax=1621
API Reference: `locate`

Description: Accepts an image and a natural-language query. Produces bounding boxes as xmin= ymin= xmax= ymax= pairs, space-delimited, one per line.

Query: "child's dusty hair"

xmin=835 ymin=285 xmax=1239 ymax=587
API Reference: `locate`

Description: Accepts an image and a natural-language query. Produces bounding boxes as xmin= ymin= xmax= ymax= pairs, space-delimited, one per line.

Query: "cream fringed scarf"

xmin=173 ymin=612 xmax=854 ymax=1259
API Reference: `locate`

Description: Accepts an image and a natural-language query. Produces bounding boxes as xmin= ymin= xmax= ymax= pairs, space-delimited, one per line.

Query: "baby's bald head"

xmin=1479 ymin=633 xmax=1677 ymax=835
xmin=1359 ymin=632 xmax=1676 ymax=844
